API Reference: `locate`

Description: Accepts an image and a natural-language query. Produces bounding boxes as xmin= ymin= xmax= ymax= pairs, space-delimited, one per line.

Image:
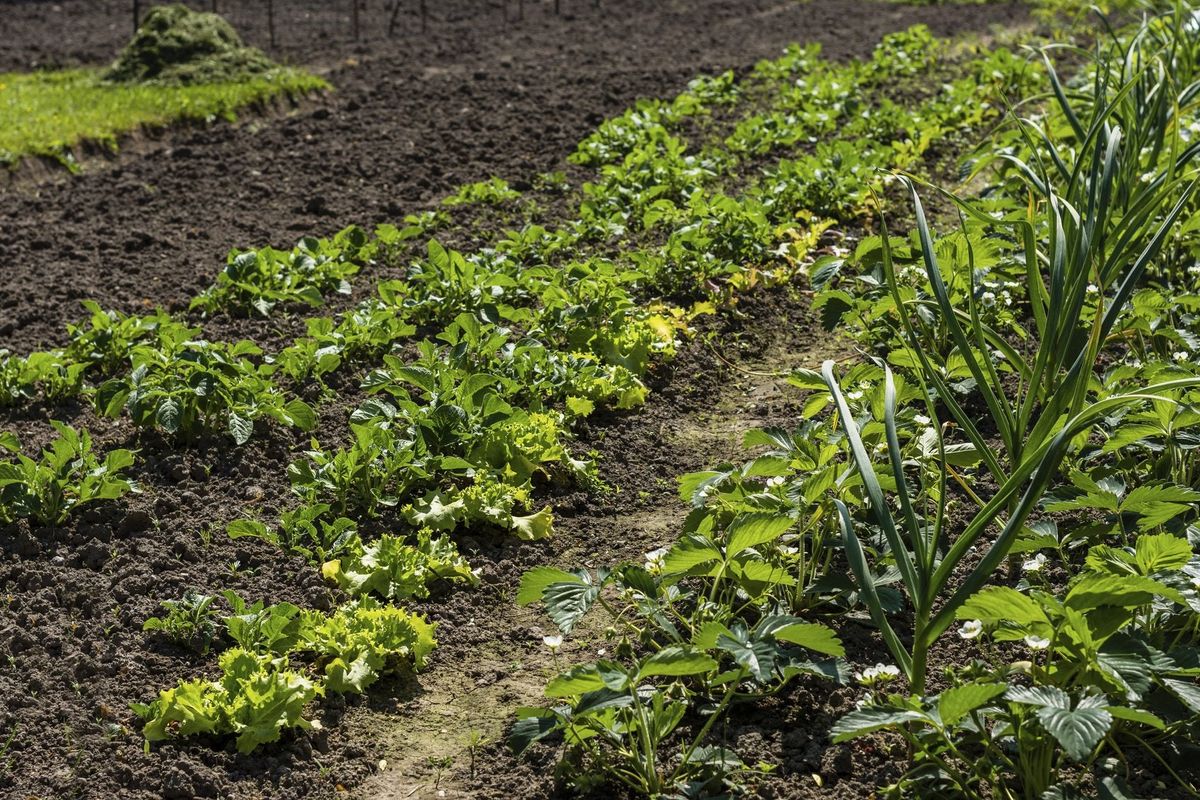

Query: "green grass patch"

xmin=0 ymin=67 xmax=327 ymax=170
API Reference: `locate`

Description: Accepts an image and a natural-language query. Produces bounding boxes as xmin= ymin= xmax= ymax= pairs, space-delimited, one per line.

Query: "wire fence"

xmin=7 ymin=0 xmax=606 ymax=50
xmin=0 ymin=0 xmax=609 ymax=72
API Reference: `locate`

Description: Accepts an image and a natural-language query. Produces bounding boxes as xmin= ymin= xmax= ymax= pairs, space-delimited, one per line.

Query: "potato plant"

xmin=0 ymin=422 xmax=136 ymax=526
xmin=191 ymin=226 xmax=373 ymax=317
xmin=95 ymin=325 xmax=315 ymax=444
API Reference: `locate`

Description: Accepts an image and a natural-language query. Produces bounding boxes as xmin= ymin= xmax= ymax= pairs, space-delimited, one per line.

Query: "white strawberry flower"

xmin=644 ymin=546 xmax=669 ymax=572
xmin=1023 ymin=553 xmax=1048 ymax=574
xmin=958 ymin=620 xmax=983 ymax=640
xmin=855 ymin=663 xmax=901 ymax=686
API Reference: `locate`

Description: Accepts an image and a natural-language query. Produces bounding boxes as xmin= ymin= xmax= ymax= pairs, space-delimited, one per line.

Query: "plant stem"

xmin=675 ymin=676 xmax=741 ymax=781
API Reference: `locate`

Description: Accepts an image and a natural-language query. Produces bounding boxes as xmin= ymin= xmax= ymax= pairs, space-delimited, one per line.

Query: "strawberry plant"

xmin=837 ymin=536 xmax=1200 ymax=798
xmin=824 ymin=360 xmax=1200 ymax=693
xmin=515 ymin=549 xmax=847 ymax=795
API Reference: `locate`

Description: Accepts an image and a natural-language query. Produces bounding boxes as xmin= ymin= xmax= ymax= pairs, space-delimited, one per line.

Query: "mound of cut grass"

xmin=0 ymin=5 xmax=327 ymax=170
xmin=106 ymin=4 xmax=274 ymax=85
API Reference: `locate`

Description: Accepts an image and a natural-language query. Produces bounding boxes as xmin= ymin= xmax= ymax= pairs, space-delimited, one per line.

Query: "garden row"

xmin=509 ymin=2 xmax=1200 ymax=798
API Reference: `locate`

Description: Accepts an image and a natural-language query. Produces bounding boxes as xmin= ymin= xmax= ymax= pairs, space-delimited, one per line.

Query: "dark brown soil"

xmin=0 ymin=0 xmax=1030 ymax=354
xmin=0 ymin=2 xmax=1038 ymax=800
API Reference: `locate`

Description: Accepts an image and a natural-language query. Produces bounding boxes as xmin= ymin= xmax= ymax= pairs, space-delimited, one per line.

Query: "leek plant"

xmin=885 ymin=3 xmax=1200 ymax=485
xmin=824 ymin=361 xmax=1200 ymax=693
xmin=831 ymin=3 xmax=1200 ymax=694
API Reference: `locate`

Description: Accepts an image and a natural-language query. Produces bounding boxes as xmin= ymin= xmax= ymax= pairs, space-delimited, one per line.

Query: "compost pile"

xmin=105 ymin=4 xmax=275 ymax=84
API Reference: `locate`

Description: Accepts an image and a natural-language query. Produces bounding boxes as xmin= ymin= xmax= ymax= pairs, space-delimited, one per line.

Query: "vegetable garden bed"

xmin=6 ymin=1 xmax=1200 ymax=800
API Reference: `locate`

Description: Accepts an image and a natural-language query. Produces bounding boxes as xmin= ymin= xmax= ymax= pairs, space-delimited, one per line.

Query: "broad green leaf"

xmin=284 ymin=399 xmax=317 ymax=431
xmin=156 ymin=398 xmax=182 ymax=433
xmin=677 ymin=470 xmax=728 ymax=504
xmin=404 ymin=492 xmax=465 ymax=531
xmin=940 ymin=442 xmax=983 ymax=467
xmin=508 ymin=710 xmax=559 ymax=755
xmin=1005 ymin=685 xmax=1069 ymax=709
xmin=830 ymin=707 xmax=925 ymax=742
xmin=517 ymin=567 xmax=582 ymax=606
xmin=511 ymin=507 xmax=554 ymax=540
xmin=1162 ymin=677 xmax=1200 ymax=713
xmin=636 ymin=646 xmax=717 ymax=680
xmin=227 ymin=519 xmax=270 ymax=540
xmin=546 ymin=664 xmax=607 ymax=697
xmin=1035 ymin=698 xmax=1111 ymax=762
xmin=0 ymin=462 xmax=27 ymax=485
xmin=726 ymin=513 xmax=793 ymax=557
xmin=1098 ymin=776 xmax=1140 ymax=800
xmin=715 ymin=631 xmax=777 ymax=683
xmin=619 ymin=565 xmax=657 ymax=599
xmin=1105 ymin=705 xmax=1164 ymax=730
xmin=770 ymin=622 xmax=844 ymax=657
xmin=565 ymin=396 xmax=595 ymax=417
xmin=661 ymin=535 xmax=722 ymax=575
xmin=742 ymin=455 xmax=790 ymax=478
xmin=325 ymin=654 xmax=376 ymax=694
xmin=543 ymin=582 xmax=600 ymax=634
xmin=228 ymin=413 xmax=254 ymax=445
xmin=1133 ymin=533 xmax=1192 ymax=574
xmin=957 ymin=586 xmax=1049 ymax=627
xmin=1065 ymin=573 xmax=1184 ymax=610
xmin=95 ymin=380 xmax=130 ymax=417
xmin=730 ymin=559 xmax=796 ymax=595
xmin=693 ymin=621 xmax=734 ymax=650
xmin=938 ymin=682 xmax=1005 ymax=726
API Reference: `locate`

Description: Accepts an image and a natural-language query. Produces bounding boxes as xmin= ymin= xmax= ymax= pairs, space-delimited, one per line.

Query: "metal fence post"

xmin=387 ymin=0 xmax=401 ymax=37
